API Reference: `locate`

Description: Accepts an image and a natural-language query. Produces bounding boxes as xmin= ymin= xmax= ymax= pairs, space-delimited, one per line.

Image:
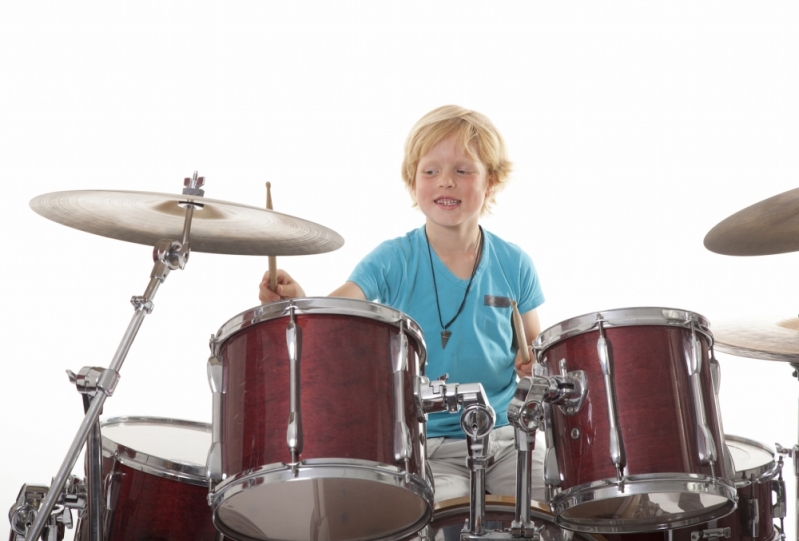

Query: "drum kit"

xmin=6 ymin=176 xmax=799 ymax=541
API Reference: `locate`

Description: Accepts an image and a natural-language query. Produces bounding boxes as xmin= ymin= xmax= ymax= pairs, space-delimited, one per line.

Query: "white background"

xmin=1 ymin=2 xmax=798 ymax=539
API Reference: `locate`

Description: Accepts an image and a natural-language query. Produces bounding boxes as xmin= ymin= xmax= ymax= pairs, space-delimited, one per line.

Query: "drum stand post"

xmin=775 ymin=362 xmax=799 ymax=541
xmin=18 ymin=174 xmax=205 ymax=541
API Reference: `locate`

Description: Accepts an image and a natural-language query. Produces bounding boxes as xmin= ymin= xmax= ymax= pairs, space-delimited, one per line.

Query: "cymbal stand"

xmin=18 ymin=173 xmax=205 ymax=541
xmin=775 ymin=361 xmax=799 ymax=541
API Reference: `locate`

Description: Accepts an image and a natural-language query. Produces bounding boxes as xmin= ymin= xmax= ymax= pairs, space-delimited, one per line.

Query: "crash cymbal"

xmin=704 ymin=187 xmax=799 ymax=256
xmin=30 ymin=190 xmax=344 ymax=256
xmin=712 ymin=317 xmax=799 ymax=362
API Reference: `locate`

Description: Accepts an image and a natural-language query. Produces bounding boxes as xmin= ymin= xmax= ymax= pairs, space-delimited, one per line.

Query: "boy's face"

xmin=413 ymin=135 xmax=491 ymax=232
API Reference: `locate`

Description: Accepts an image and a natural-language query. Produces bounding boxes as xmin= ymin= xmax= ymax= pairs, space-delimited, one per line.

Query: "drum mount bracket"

xmin=8 ymin=477 xmax=86 ymax=541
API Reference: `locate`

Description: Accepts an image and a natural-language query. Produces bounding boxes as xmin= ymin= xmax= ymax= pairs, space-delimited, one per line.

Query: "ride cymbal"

xmin=30 ymin=190 xmax=344 ymax=256
xmin=712 ymin=317 xmax=799 ymax=363
xmin=704 ymin=187 xmax=799 ymax=256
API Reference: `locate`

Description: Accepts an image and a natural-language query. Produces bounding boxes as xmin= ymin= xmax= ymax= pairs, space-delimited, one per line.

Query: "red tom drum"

xmin=207 ymin=298 xmax=433 ymax=541
xmin=77 ymin=416 xmax=219 ymax=541
xmin=534 ymin=308 xmax=737 ymax=533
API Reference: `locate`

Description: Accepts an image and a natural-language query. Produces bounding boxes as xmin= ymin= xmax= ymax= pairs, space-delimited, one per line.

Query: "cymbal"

xmin=30 ymin=190 xmax=344 ymax=256
xmin=712 ymin=317 xmax=799 ymax=363
xmin=704 ymin=187 xmax=799 ymax=256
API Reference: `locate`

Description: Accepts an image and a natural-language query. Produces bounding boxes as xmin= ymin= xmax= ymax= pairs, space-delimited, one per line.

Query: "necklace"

xmin=424 ymin=226 xmax=484 ymax=349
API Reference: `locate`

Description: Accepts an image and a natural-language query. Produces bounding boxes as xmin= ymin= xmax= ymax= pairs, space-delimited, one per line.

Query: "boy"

xmin=259 ymin=105 xmax=546 ymax=503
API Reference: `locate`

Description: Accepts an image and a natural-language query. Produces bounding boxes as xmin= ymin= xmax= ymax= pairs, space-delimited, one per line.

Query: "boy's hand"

xmin=259 ymin=269 xmax=306 ymax=304
xmin=515 ymin=348 xmax=533 ymax=378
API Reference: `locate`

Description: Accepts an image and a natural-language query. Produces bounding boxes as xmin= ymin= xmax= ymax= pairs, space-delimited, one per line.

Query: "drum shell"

xmin=218 ymin=311 xmax=426 ymax=479
xmin=76 ymin=419 xmax=218 ymax=541
xmin=542 ymin=324 xmax=730 ymax=490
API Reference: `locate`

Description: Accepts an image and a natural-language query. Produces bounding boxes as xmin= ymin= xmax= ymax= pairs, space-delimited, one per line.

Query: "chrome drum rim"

xmin=550 ymin=473 xmax=738 ymax=533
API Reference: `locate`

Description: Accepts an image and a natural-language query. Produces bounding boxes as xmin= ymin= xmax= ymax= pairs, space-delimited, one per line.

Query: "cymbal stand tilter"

xmin=775 ymin=361 xmax=799 ymax=541
xmin=12 ymin=174 xmax=206 ymax=541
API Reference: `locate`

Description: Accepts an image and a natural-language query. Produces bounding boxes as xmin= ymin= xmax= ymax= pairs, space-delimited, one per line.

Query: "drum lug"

xmin=772 ymin=457 xmax=787 ymax=520
xmin=689 ymin=527 xmax=731 ymax=540
xmin=596 ymin=318 xmax=626 ymax=479
xmin=739 ymin=496 xmax=760 ymax=538
xmin=286 ymin=305 xmax=303 ymax=463
xmin=684 ymin=322 xmax=717 ymax=467
xmin=544 ymin=445 xmax=561 ymax=486
xmin=207 ymin=355 xmax=224 ymax=484
xmin=392 ymin=320 xmax=413 ymax=465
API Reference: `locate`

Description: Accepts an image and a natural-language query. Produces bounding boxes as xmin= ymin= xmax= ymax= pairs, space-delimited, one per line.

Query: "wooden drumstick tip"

xmin=266 ymin=182 xmax=277 ymax=291
xmin=512 ymin=300 xmax=531 ymax=364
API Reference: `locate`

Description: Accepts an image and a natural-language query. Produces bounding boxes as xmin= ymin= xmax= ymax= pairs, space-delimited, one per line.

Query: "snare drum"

xmin=673 ymin=436 xmax=784 ymax=541
xmin=534 ymin=308 xmax=736 ymax=533
xmin=77 ymin=416 xmax=219 ymax=541
xmin=207 ymin=298 xmax=433 ymax=541
xmin=410 ymin=496 xmax=607 ymax=541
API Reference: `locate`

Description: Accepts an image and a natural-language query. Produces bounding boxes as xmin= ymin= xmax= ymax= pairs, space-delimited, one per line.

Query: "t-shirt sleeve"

xmin=517 ymin=249 xmax=545 ymax=314
xmin=347 ymin=241 xmax=404 ymax=304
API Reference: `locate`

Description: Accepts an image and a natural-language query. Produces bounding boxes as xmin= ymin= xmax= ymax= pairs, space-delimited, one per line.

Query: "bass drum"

xmin=409 ymin=496 xmax=608 ymax=541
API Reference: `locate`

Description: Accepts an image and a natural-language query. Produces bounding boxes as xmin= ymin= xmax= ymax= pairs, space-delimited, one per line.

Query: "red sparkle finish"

xmin=541 ymin=325 xmax=730 ymax=490
xmin=219 ymin=313 xmax=425 ymax=481
xmin=77 ymin=459 xmax=219 ymax=541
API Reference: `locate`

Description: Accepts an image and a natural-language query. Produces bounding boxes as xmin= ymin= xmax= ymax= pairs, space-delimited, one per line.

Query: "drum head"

xmin=550 ymin=470 xmax=738 ymax=533
xmin=427 ymin=496 xmax=602 ymax=541
xmin=214 ymin=467 xmax=431 ymax=541
xmin=727 ymin=436 xmax=776 ymax=484
xmin=101 ymin=416 xmax=211 ymax=484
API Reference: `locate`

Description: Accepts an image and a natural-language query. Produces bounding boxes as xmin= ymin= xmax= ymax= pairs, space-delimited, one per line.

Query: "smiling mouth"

xmin=435 ymin=198 xmax=461 ymax=206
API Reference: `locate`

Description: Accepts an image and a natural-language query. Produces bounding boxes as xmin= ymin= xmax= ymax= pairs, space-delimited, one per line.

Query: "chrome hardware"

xmin=153 ymin=239 xmax=188 ymax=272
xmin=418 ymin=375 xmax=491 ymax=418
xmin=542 ymin=403 xmax=561 ymax=487
xmin=597 ymin=318 xmax=626 ymax=480
xmin=392 ymin=320 xmax=413 ymax=467
xmin=129 ymin=295 xmax=154 ymax=313
xmin=9 ymin=477 xmax=86 ymax=541
xmin=690 ymin=527 xmax=731 ymax=540
xmin=571 ymin=428 xmax=580 ymax=440
xmin=67 ymin=366 xmax=120 ymax=397
xmin=507 ymin=371 xmax=587 ymax=434
xmin=207 ymin=355 xmax=224 ymax=483
xmin=685 ymin=321 xmax=717 ymax=466
xmin=182 ymin=171 xmax=206 ymax=197
xmin=739 ymin=496 xmax=760 ymax=538
xmin=286 ymin=304 xmax=303 ymax=466
xmin=773 ymin=457 xmax=787 ymax=519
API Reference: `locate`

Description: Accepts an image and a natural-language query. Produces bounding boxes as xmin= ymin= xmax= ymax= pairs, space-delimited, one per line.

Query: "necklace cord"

xmin=424 ymin=226 xmax=484 ymax=331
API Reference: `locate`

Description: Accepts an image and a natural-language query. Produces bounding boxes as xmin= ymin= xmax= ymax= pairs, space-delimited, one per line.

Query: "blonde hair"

xmin=401 ymin=105 xmax=512 ymax=214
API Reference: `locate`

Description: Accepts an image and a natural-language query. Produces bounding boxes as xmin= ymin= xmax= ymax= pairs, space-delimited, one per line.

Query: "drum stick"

xmin=266 ymin=182 xmax=277 ymax=292
xmin=511 ymin=300 xmax=531 ymax=364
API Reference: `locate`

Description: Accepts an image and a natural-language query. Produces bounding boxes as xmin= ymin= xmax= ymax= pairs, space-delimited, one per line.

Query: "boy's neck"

xmin=424 ymin=221 xmax=482 ymax=261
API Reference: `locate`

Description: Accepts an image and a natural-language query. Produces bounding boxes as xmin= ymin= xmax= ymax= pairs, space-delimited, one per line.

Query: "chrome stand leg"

xmin=83 ymin=396 xmax=103 ymax=541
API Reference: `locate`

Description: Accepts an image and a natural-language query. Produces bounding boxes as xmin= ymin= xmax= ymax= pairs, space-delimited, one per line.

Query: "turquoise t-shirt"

xmin=348 ymin=226 xmax=545 ymax=438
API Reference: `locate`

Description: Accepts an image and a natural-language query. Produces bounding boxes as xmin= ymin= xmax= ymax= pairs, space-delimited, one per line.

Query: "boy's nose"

xmin=438 ymin=173 xmax=455 ymax=187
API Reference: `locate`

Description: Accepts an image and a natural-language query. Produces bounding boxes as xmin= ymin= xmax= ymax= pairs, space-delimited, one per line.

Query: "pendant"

xmin=441 ymin=330 xmax=451 ymax=349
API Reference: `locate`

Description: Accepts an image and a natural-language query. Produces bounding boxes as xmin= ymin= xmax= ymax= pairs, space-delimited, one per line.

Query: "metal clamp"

xmin=8 ymin=477 xmax=86 ymax=541
xmin=690 ymin=527 xmax=731 ymax=540
xmin=685 ymin=321 xmax=717 ymax=469
xmin=67 ymin=366 xmax=120 ymax=397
